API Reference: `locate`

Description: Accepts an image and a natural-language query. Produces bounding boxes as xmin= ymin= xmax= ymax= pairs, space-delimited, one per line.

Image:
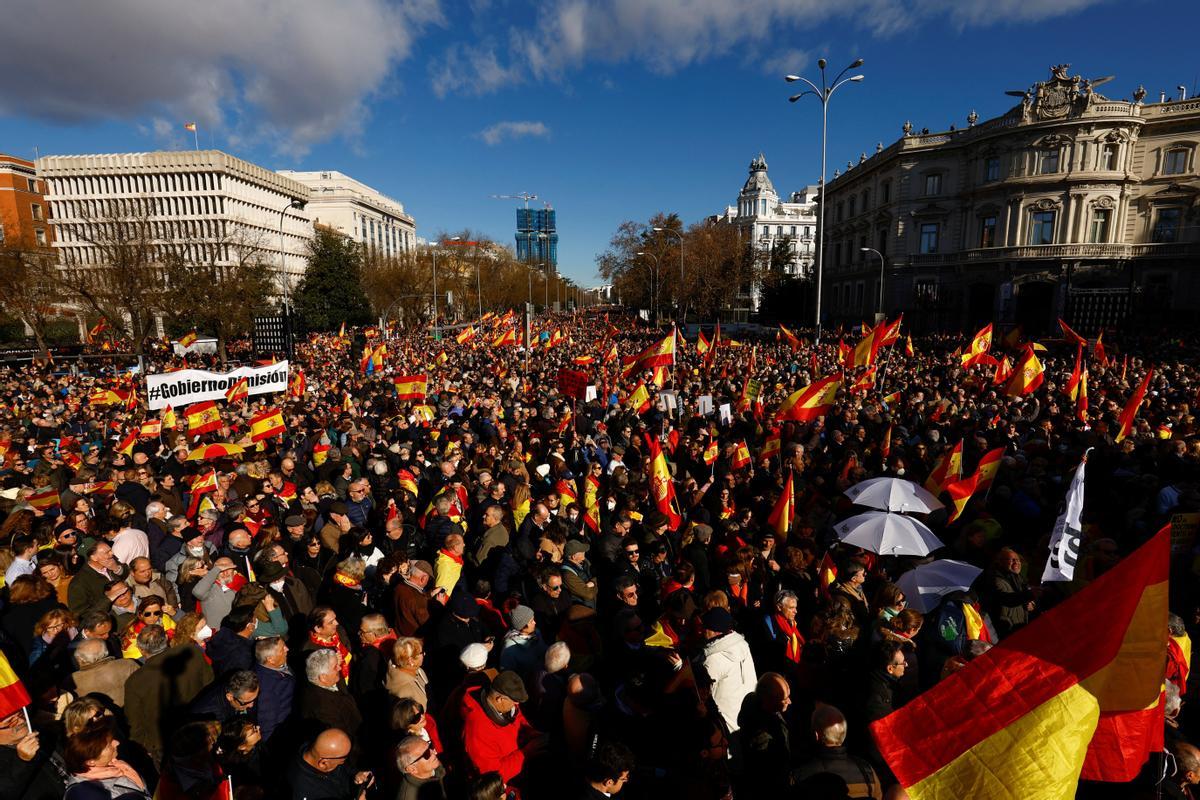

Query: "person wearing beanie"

xmin=694 ymin=606 xmax=758 ymax=734
xmin=499 ymin=605 xmax=547 ymax=682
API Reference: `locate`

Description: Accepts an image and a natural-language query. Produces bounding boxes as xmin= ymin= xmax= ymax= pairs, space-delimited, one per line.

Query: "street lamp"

xmin=787 ymin=57 xmax=864 ymax=342
xmin=429 ymin=236 xmax=462 ymax=336
xmin=861 ymin=247 xmax=886 ymax=317
xmin=277 ymin=198 xmax=307 ymax=313
xmin=652 ymin=226 xmax=685 ymax=322
xmin=529 ymin=263 xmax=545 ymax=309
xmin=635 ymin=251 xmax=660 ymax=323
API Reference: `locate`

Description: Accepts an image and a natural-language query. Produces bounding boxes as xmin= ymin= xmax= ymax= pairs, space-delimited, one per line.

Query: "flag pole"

xmin=193 ymin=125 xmax=199 ymax=151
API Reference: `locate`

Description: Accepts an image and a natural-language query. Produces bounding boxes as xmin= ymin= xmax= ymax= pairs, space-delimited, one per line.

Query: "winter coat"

xmin=124 ymin=643 xmax=213 ymax=760
xmin=254 ymin=663 xmax=296 ymax=741
xmin=984 ymin=568 xmax=1033 ymax=636
xmin=460 ymin=686 xmax=536 ymax=783
xmin=694 ymin=631 xmax=757 ymax=733
xmin=68 ymin=657 xmax=140 ymax=707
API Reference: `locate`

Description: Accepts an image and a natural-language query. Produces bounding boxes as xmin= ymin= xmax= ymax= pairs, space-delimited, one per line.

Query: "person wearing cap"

xmin=693 ymin=606 xmax=757 ymax=734
xmin=255 ymin=550 xmax=315 ymax=631
xmin=498 ymin=605 xmax=546 ymax=681
xmin=460 ymin=670 xmax=547 ymax=785
xmin=192 ymin=556 xmax=244 ymax=629
xmin=561 ymin=540 xmax=597 ymax=609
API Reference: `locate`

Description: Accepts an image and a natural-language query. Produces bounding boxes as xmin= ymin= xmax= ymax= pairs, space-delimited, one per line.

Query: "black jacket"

xmin=792 ymin=745 xmax=882 ymax=799
xmin=298 ymin=680 xmax=362 ymax=737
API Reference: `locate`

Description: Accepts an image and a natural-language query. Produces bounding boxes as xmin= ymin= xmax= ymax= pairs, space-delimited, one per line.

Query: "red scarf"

xmin=774 ymin=613 xmax=804 ymax=663
xmin=310 ymin=630 xmax=351 ymax=678
xmin=439 ymin=548 xmax=464 ymax=566
xmin=728 ymin=580 xmax=748 ymax=605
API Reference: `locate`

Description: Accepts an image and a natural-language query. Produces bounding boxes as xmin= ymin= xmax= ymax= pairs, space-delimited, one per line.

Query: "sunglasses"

xmin=142 ymin=610 xmax=163 ymax=618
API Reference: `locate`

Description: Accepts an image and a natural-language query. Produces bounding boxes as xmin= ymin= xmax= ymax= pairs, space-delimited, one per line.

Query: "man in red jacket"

xmin=461 ymin=670 xmax=548 ymax=785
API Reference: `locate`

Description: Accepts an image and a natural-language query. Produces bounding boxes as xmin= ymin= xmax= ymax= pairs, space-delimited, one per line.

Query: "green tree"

xmin=294 ymin=228 xmax=371 ymax=331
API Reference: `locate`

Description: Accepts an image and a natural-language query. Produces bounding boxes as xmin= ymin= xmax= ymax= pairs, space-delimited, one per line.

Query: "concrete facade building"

xmin=715 ymin=154 xmax=818 ymax=279
xmin=0 ymin=153 xmax=54 ymax=253
xmin=819 ymin=64 xmax=1200 ymax=335
xmin=38 ymin=150 xmax=313 ymax=295
xmin=276 ymin=170 xmax=415 ymax=258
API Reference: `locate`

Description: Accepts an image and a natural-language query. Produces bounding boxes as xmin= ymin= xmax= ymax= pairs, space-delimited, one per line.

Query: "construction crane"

xmin=491 ymin=192 xmax=537 ymax=208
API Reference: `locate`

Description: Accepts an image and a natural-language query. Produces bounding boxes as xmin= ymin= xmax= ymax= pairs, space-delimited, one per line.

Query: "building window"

xmin=848 ymin=197 xmax=856 ymax=217
xmin=882 ymin=180 xmax=891 ymax=203
xmin=980 ymin=215 xmax=997 ymax=248
xmin=924 ymin=174 xmax=941 ymax=196
xmin=919 ymin=223 xmax=939 ymax=254
xmin=1100 ymin=143 xmax=1118 ymax=171
xmin=1153 ymin=207 xmax=1182 ymax=242
xmin=1029 ymin=210 xmax=1056 ymax=245
xmin=1089 ymin=209 xmax=1111 ymax=243
xmin=984 ymin=157 xmax=1001 ymax=182
xmin=877 ymin=228 xmax=887 ymax=254
xmin=837 ymin=202 xmax=844 ymax=222
xmin=855 ymin=282 xmax=865 ymax=309
xmin=1164 ymin=148 xmax=1189 ymax=175
xmin=862 ymin=189 xmax=870 ymax=210
xmin=776 ymin=226 xmax=783 ymax=236
xmin=0 ymin=223 xmax=5 ymax=243
xmin=35 ymin=229 xmax=47 ymax=246
xmin=31 ymin=203 xmax=43 ymax=221
xmin=915 ymin=279 xmax=939 ymax=303
xmin=760 ymin=199 xmax=767 ymax=215
xmin=790 ymin=225 xmax=797 ymax=237
xmin=1037 ymin=149 xmax=1060 ymax=175
xmin=27 ymin=178 xmax=37 ymax=192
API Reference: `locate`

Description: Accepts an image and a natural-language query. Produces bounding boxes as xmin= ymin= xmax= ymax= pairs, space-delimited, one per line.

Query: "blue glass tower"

xmin=515 ymin=208 xmax=557 ymax=269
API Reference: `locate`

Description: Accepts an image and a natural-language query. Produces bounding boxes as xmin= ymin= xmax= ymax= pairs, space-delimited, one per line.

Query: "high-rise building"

xmin=515 ymin=208 xmax=557 ymax=270
xmin=38 ymin=150 xmax=313 ymax=295
xmin=0 ymin=153 xmax=54 ymax=253
xmin=276 ymin=170 xmax=415 ymax=257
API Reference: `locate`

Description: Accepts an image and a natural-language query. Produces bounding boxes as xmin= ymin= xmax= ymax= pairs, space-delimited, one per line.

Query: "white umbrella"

xmin=895 ymin=560 xmax=983 ymax=613
xmin=834 ymin=511 xmax=945 ymax=557
xmin=844 ymin=477 xmax=944 ymax=514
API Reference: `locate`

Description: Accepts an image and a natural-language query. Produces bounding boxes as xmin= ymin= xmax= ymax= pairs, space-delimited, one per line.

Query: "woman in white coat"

xmin=693 ymin=606 xmax=758 ymax=734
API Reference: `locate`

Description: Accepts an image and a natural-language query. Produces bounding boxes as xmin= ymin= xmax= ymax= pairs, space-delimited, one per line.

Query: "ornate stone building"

xmin=820 ymin=65 xmax=1200 ymax=335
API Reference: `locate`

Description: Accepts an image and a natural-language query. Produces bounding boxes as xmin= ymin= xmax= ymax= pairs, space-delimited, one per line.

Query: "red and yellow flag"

xmin=636 ymin=330 xmax=677 ymax=369
xmin=645 ymin=435 xmax=682 ymax=530
xmin=853 ymin=324 xmax=882 ymax=368
xmin=1076 ymin=367 xmax=1089 ymax=424
xmin=777 ymin=375 xmax=840 ymax=422
xmin=225 ymin=377 xmax=249 ymax=405
xmin=179 ymin=330 xmax=198 ymax=348
xmin=250 ymin=409 xmax=285 ymax=442
xmin=627 ymin=383 xmax=651 ymax=414
xmin=116 ymin=429 xmax=137 ymax=456
xmin=944 ymin=471 xmax=980 ymax=524
xmin=702 ymin=440 xmax=719 ymax=466
xmin=924 ymin=440 xmax=963 ymax=495
xmin=974 ymin=447 xmax=1005 ymax=491
xmin=1004 ymin=347 xmax=1045 ymax=397
xmin=1059 ymin=318 xmax=1088 ymax=347
xmin=761 ymin=427 xmax=781 ymax=461
xmin=967 ymin=323 xmax=993 ymax=359
xmin=289 ymin=368 xmax=306 ymax=398
xmin=1065 ymin=345 xmax=1084 ymax=400
xmin=492 ymin=328 xmax=516 ymax=347
xmin=186 ymin=470 xmax=218 ymax=517
xmin=904 ymin=335 xmax=915 ymax=358
xmin=556 ymin=479 xmax=577 ymax=509
xmin=1115 ymin=366 xmax=1153 ymax=443
xmin=185 ymin=400 xmax=222 ymax=436
xmin=766 ymin=474 xmax=794 ymax=537
xmin=779 ymin=324 xmax=802 ymax=351
xmin=731 ymin=440 xmax=751 ymax=470
xmin=393 ymin=374 xmax=428 ymax=402
xmin=0 ymin=650 xmax=31 ymax=719
xmin=162 ymin=405 xmax=177 ymax=430
xmin=28 ymin=486 xmax=61 ymax=511
xmin=138 ymin=419 xmax=162 ymax=438
xmin=456 ymin=326 xmax=477 ymax=345
xmin=872 ymin=525 xmax=1169 ymax=797
xmin=992 ymin=355 xmax=1013 ymax=386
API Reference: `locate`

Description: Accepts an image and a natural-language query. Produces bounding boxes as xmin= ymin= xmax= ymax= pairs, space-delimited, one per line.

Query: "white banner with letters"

xmin=1041 ymin=456 xmax=1087 ymax=582
xmin=145 ymin=361 xmax=289 ymax=410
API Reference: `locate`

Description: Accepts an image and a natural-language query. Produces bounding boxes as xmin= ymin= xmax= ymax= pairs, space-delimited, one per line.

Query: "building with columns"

xmin=276 ymin=170 xmax=415 ymax=258
xmin=819 ymin=65 xmax=1200 ymax=335
xmin=38 ymin=150 xmax=313 ymax=296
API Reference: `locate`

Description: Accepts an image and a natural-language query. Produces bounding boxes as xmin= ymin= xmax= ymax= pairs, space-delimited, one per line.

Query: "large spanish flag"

xmin=777 ymin=375 xmax=840 ymax=422
xmin=853 ymin=324 xmax=882 ymax=368
xmin=1115 ymin=366 xmax=1153 ymax=443
xmin=924 ymin=439 xmax=963 ymax=495
xmin=645 ymin=434 xmax=682 ymax=530
xmin=635 ymin=330 xmax=677 ymax=369
xmin=1004 ymin=346 xmax=1045 ymax=397
xmin=872 ymin=525 xmax=1170 ymax=798
xmin=766 ymin=473 xmax=794 ymax=537
xmin=186 ymin=400 xmax=222 ymax=435
xmin=974 ymin=446 xmax=1005 ymax=491
xmin=393 ymin=374 xmax=428 ymax=402
xmin=966 ymin=322 xmax=993 ymax=358
xmin=250 ymin=408 xmax=285 ymax=442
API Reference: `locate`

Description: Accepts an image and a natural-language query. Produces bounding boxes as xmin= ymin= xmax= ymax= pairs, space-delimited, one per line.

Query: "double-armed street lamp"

xmin=787 ymin=57 xmax=864 ymax=342
xmin=652 ymin=226 xmax=685 ymax=322
xmin=277 ymin=198 xmax=307 ymax=314
xmin=635 ymin=251 xmax=660 ymax=324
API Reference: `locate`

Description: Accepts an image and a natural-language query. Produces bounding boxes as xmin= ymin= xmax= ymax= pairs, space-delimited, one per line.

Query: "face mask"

xmin=606 ymin=500 xmax=617 ymax=512
xmin=896 ymin=468 xmax=905 ymax=476
xmin=270 ymin=578 xmax=286 ymax=592
xmin=188 ymin=545 xmax=205 ymax=556
xmin=196 ymin=624 xmax=213 ymax=642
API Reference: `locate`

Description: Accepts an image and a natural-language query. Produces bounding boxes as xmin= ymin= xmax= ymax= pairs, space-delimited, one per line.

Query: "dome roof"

xmin=741 ymin=152 xmax=777 ymax=198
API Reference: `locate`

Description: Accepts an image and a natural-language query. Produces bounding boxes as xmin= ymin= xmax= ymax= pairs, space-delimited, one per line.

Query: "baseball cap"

xmin=490 ymin=670 xmax=528 ymax=703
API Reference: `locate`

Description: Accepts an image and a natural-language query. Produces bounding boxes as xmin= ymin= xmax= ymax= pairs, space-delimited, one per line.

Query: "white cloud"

xmin=476 ymin=120 xmax=551 ymax=146
xmin=0 ymin=0 xmax=444 ymax=156
xmin=429 ymin=0 xmax=1110 ymax=95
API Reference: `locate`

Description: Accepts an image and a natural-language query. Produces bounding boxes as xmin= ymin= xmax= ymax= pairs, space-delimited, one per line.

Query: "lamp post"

xmin=787 ymin=57 xmax=864 ymax=342
xmin=861 ymin=247 xmax=886 ymax=317
xmin=277 ymin=198 xmax=307 ymax=314
xmin=652 ymin=226 xmax=685 ymax=322
xmin=529 ymin=263 xmax=545 ymax=309
xmin=635 ymin=251 xmax=659 ymax=324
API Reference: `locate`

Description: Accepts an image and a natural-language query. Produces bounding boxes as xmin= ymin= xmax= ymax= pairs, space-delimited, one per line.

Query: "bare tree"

xmin=0 ymin=245 xmax=60 ymax=353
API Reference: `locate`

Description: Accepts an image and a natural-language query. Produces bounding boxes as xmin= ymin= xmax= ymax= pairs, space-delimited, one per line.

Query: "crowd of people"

xmin=0 ymin=308 xmax=1196 ymax=800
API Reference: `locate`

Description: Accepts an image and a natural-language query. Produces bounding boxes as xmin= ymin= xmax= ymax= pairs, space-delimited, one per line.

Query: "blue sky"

xmin=1 ymin=0 xmax=1194 ymax=284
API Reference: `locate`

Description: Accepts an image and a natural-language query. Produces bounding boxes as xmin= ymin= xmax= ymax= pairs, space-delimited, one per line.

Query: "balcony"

xmin=888 ymin=241 xmax=1200 ymax=266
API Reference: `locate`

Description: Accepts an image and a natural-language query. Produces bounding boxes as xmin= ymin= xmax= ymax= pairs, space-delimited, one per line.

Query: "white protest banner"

xmin=1042 ymin=455 xmax=1087 ymax=582
xmin=719 ymin=403 xmax=733 ymax=425
xmin=145 ymin=361 xmax=289 ymax=410
xmin=697 ymin=395 xmax=714 ymax=417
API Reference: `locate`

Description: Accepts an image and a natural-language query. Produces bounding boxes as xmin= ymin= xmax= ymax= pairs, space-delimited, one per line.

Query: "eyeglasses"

xmin=625 ymin=549 xmax=639 ymax=556
xmin=142 ymin=610 xmax=163 ymax=619
xmin=546 ymin=583 xmax=563 ymax=592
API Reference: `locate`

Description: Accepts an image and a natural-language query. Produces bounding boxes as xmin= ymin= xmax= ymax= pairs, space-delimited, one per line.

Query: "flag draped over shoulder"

xmin=872 ymin=525 xmax=1170 ymax=799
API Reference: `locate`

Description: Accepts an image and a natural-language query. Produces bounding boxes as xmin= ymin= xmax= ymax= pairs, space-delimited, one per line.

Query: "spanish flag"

xmin=880 ymin=314 xmax=903 ymax=346
xmin=492 ymin=329 xmax=516 ymax=347
xmin=873 ymin=525 xmax=1169 ymax=797
xmin=1004 ymin=347 xmax=1045 ymax=397
xmin=1115 ymin=366 xmax=1153 ymax=443
xmin=924 ymin=439 xmax=963 ymax=495
xmin=1076 ymin=368 xmax=1089 ymax=424
xmin=696 ymin=330 xmax=711 ymax=355
xmin=731 ymin=440 xmax=751 ymax=470
xmin=138 ymin=419 xmax=162 ymax=438
xmin=1059 ymin=318 xmax=1088 ymax=347
xmin=186 ymin=470 xmax=218 ymax=517
xmin=183 ymin=122 xmax=197 ymax=132
xmin=766 ymin=473 xmax=794 ymax=537
xmin=250 ymin=408 xmax=285 ymax=442
xmin=1065 ymin=345 xmax=1084 ymax=400
xmin=645 ymin=434 xmax=682 ymax=530
xmin=904 ymin=335 xmax=915 ymax=358
xmin=966 ymin=322 xmax=993 ymax=358
xmin=289 ymin=368 xmax=306 ymax=398
xmin=179 ymin=330 xmax=198 ymax=348
xmin=87 ymin=318 xmax=108 ymax=344
xmin=556 ymin=479 xmax=577 ymax=509
xmin=393 ymin=374 xmax=428 ymax=402
xmin=882 ymin=391 xmax=902 ymax=407
xmin=779 ymin=324 xmax=802 ymax=351
xmin=776 ymin=375 xmax=840 ymax=422
xmin=83 ymin=480 xmax=115 ymax=497
xmin=636 ymin=330 xmax=677 ymax=369
xmin=992 ymin=355 xmax=1013 ymax=386
xmin=455 ymin=326 xmax=476 ymax=345
xmin=397 ymin=469 xmax=419 ymax=498
xmin=116 ymin=429 xmax=137 ymax=456
xmin=974 ymin=447 xmax=1005 ymax=491
xmin=603 ymin=342 xmax=618 ymax=363
xmin=0 ymin=651 xmax=31 ymax=719
xmin=853 ymin=324 xmax=882 ymax=368
xmin=703 ymin=440 xmax=719 ymax=466
xmin=312 ymin=442 xmax=330 ymax=466
xmin=761 ymin=427 xmax=781 ymax=460
xmin=944 ymin=471 xmax=979 ymax=523
xmin=186 ymin=400 xmax=222 ymax=436
xmin=627 ymin=383 xmax=651 ymax=414
xmin=850 ymin=367 xmax=877 ymax=394
xmin=28 ymin=486 xmax=61 ymax=511
xmin=162 ymin=405 xmax=177 ymax=430
xmin=225 ymin=377 xmax=249 ymax=405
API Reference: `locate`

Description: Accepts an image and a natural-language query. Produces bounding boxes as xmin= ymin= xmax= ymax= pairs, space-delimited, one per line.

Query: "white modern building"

xmin=714 ymin=153 xmax=819 ymax=278
xmin=277 ymin=170 xmax=415 ymax=258
xmin=38 ymin=150 xmax=313 ymax=295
